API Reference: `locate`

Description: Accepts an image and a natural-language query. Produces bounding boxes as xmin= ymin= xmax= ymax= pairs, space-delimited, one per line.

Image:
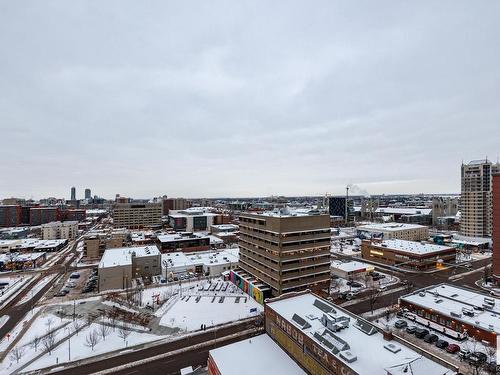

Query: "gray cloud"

xmin=0 ymin=1 xmax=499 ymax=199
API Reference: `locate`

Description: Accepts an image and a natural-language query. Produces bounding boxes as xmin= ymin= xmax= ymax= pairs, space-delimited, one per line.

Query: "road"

xmin=47 ymin=319 xmax=263 ymax=375
xmin=0 ymin=240 xmax=79 ymax=341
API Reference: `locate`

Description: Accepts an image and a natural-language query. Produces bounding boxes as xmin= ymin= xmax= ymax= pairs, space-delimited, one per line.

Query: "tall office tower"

xmin=238 ymin=210 xmax=331 ymax=296
xmin=460 ymin=159 xmax=500 ymax=237
xmin=493 ymin=173 xmax=500 ymax=283
xmin=71 ymin=186 xmax=76 ymax=201
xmin=85 ymin=188 xmax=91 ymax=200
xmin=328 ymin=196 xmax=354 ymax=222
xmin=113 ymin=202 xmax=162 ymax=229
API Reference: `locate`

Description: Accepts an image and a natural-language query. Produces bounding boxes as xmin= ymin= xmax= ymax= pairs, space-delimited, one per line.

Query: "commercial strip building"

xmin=493 ymin=173 xmax=500 ymax=283
xmin=460 ymin=159 xmax=500 ymax=237
xmin=400 ymin=284 xmax=500 ymax=347
xmin=0 ymin=252 xmax=47 ymax=271
xmin=113 ymin=202 xmax=162 ymax=229
xmin=208 ymin=333 xmax=306 ymax=375
xmin=331 ymin=260 xmax=374 ymax=279
xmin=237 ymin=211 xmax=331 ymax=298
xmin=361 ymin=239 xmax=456 ymax=270
xmin=162 ymin=248 xmax=239 ymax=279
xmin=41 ymin=221 xmax=79 ymax=240
xmin=98 ymin=246 xmax=161 ymax=291
xmin=356 ymin=222 xmax=429 ymax=241
xmin=0 ymin=238 xmax=67 ymax=253
xmin=209 ymin=291 xmax=457 ymax=375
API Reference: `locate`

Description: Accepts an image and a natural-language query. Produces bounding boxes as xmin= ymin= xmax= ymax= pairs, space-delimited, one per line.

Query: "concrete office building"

xmin=493 ymin=173 xmax=500 ymax=283
xmin=361 ymin=239 xmax=456 ymax=270
xmin=113 ymin=202 xmax=162 ymax=229
xmin=460 ymin=159 xmax=500 ymax=237
xmin=168 ymin=208 xmax=217 ymax=232
xmin=85 ymin=188 xmax=91 ymax=200
xmin=237 ymin=210 xmax=331 ymax=297
xmin=356 ymin=223 xmax=429 ymax=241
xmin=42 ymin=221 xmax=78 ymax=240
xmin=98 ymin=245 xmax=161 ymax=291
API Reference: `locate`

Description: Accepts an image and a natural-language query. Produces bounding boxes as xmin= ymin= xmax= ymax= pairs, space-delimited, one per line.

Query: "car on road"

xmin=394 ymin=320 xmax=407 ymax=329
xmin=459 ymin=348 xmax=472 ymax=359
xmin=378 ymin=285 xmax=388 ymax=292
xmin=446 ymin=344 xmax=460 ymax=354
xmin=435 ymin=339 xmax=449 ymax=349
xmin=69 ymin=272 xmax=81 ymax=279
xmin=405 ymin=325 xmax=417 ymax=334
xmin=423 ymin=334 xmax=438 ymax=343
xmin=469 ymin=352 xmax=487 ymax=365
xmin=415 ymin=328 xmax=429 ymax=339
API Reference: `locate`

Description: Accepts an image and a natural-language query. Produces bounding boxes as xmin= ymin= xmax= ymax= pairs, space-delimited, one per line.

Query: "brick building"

xmin=493 ymin=173 xmax=500 ymax=283
xmin=0 ymin=205 xmax=21 ymax=227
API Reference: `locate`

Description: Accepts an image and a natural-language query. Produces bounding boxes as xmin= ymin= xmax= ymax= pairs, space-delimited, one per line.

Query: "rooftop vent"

xmin=292 ymin=314 xmax=311 ymax=330
xmin=354 ymin=319 xmax=377 ymax=336
xmin=383 ymin=343 xmax=401 ymax=353
xmin=313 ymin=299 xmax=335 ymax=314
xmin=340 ymin=351 xmax=357 ymax=363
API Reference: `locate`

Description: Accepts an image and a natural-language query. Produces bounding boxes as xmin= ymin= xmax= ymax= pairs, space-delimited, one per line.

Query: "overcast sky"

xmin=1 ymin=1 xmax=499 ymax=200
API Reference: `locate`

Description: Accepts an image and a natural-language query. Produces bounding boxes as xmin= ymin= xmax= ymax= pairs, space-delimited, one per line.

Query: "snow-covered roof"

xmin=375 ymin=207 xmax=432 ymax=216
xmin=373 ymin=239 xmax=454 ymax=255
xmin=357 ymin=223 xmax=427 ymax=232
xmin=211 ymin=224 xmax=238 ymax=231
xmin=401 ymin=284 xmax=500 ymax=335
xmin=0 ymin=238 xmax=66 ymax=250
xmin=162 ymin=248 xmax=239 ymax=269
xmin=266 ymin=293 xmax=455 ymax=375
xmin=331 ymin=260 xmax=374 ymax=273
xmin=209 ymin=334 xmax=306 ymax=375
xmin=99 ymin=246 xmax=160 ymax=268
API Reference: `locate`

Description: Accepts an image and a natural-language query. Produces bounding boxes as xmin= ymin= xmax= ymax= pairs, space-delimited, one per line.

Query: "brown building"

xmin=238 ymin=211 xmax=331 ymax=297
xmin=0 ymin=205 xmax=21 ymax=227
xmin=162 ymin=197 xmax=190 ymax=215
xmin=361 ymin=239 xmax=456 ymax=270
xmin=493 ymin=173 xmax=500 ymax=283
xmin=113 ymin=202 xmax=162 ymax=229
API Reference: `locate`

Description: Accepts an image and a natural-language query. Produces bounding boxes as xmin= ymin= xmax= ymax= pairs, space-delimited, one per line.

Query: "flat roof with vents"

xmin=266 ymin=293 xmax=456 ymax=375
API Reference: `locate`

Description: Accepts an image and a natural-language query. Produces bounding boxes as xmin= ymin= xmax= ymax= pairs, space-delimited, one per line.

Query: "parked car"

xmin=351 ymin=282 xmax=363 ymax=288
xmin=459 ymin=348 xmax=472 ymax=360
xmin=469 ymin=352 xmax=487 ymax=364
xmin=405 ymin=325 xmax=417 ymax=334
xmin=423 ymin=334 xmax=438 ymax=343
xmin=378 ymin=285 xmax=388 ymax=292
xmin=54 ymin=291 xmax=67 ymax=297
xmin=415 ymin=328 xmax=429 ymax=339
xmin=394 ymin=320 xmax=407 ymax=329
xmin=435 ymin=339 xmax=448 ymax=349
xmin=446 ymin=344 xmax=460 ymax=354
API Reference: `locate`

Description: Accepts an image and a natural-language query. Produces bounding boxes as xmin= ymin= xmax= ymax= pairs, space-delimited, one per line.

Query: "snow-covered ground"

xmin=17 ymin=275 xmax=57 ymax=306
xmin=159 ymin=294 xmax=262 ymax=331
xmin=24 ymin=322 xmax=163 ymax=372
xmin=0 ymin=275 xmax=33 ymax=308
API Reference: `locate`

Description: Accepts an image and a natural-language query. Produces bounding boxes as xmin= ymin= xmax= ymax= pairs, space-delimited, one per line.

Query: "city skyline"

xmin=1 ymin=2 xmax=500 ymax=199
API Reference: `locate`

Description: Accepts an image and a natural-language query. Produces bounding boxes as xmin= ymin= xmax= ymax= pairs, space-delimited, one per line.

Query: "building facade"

xmin=238 ymin=211 xmax=331 ymax=297
xmin=328 ymin=197 xmax=354 ymax=223
xmin=0 ymin=205 xmax=21 ymax=227
xmin=356 ymin=223 xmax=429 ymax=241
xmin=460 ymin=159 xmax=500 ymax=237
xmin=113 ymin=202 xmax=162 ymax=229
xmin=493 ymin=173 xmax=500 ymax=283
xmin=42 ymin=221 xmax=78 ymax=240
xmin=361 ymin=239 xmax=456 ymax=270
xmin=30 ymin=207 xmax=60 ymax=226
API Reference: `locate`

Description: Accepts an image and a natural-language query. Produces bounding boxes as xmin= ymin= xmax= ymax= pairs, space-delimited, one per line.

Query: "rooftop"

xmin=401 ymin=283 xmax=500 ymax=334
xmin=266 ymin=293 xmax=455 ymax=375
xmin=331 ymin=260 xmax=374 ymax=273
xmin=162 ymin=248 xmax=239 ymax=269
xmin=372 ymin=239 xmax=454 ymax=255
xmin=209 ymin=334 xmax=306 ymax=375
xmin=357 ymin=222 xmax=427 ymax=232
xmin=99 ymin=245 xmax=160 ymax=268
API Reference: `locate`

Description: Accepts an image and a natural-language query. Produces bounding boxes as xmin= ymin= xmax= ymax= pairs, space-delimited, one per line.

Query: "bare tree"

xmin=85 ymin=329 xmax=101 ymax=351
xmin=366 ymin=286 xmax=382 ymax=315
xmin=73 ymin=320 xmax=83 ymax=336
xmin=117 ymin=324 xmax=131 ymax=343
xmin=42 ymin=329 xmax=57 ymax=355
xmin=98 ymin=322 xmax=111 ymax=341
xmin=30 ymin=335 xmax=41 ymax=352
xmin=45 ymin=317 xmax=54 ymax=332
xmin=9 ymin=346 xmax=25 ymax=363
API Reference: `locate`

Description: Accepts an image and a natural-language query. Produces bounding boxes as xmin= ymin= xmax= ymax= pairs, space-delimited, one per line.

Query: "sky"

xmin=1 ymin=1 xmax=499 ymax=200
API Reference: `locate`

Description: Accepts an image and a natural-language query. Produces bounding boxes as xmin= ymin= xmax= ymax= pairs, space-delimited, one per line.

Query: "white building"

xmin=356 ymin=222 xmax=429 ymax=241
xmin=162 ymin=248 xmax=239 ymax=279
xmin=331 ymin=260 xmax=374 ymax=279
xmin=42 ymin=221 xmax=78 ymax=240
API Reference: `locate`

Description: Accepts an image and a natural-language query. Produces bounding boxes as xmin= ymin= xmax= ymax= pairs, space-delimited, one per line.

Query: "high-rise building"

xmin=328 ymin=196 xmax=354 ymax=222
xmin=113 ymin=202 xmax=162 ymax=229
xmin=71 ymin=186 xmax=76 ymax=201
xmin=162 ymin=197 xmax=190 ymax=215
xmin=85 ymin=188 xmax=91 ymax=200
xmin=493 ymin=173 xmax=500 ymax=283
xmin=237 ymin=210 xmax=331 ymax=297
xmin=432 ymin=197 xmax=459 ymax=225
xmin=460 ymin=159 xmax=500 ymax=237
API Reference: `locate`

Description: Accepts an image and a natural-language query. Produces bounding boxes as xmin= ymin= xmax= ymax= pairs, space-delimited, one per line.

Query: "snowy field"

xmin=159 ymin=294 xmax=262 ymax=331
xmin=17 ymin=275 xmax=57 ymax=305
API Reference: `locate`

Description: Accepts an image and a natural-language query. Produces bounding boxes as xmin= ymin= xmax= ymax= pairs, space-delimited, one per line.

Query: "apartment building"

xmin=237 ymin=210 xmax=331 ymax=298
xmin=356 ymin=223 xmax=429 ymax=241
xmin=113 ymin=202 xmax=162 ymax=229
xmin=98 ymin=245 xmax=161 ymax=291
xmin=460 ymin=159 xmax=500 ymax=237
xmin=30 ymin=207 xmax=60 ymax=226
xmin=41 ymin=221 xmax=78 ymax=240
xmin=83 ymin=229 xmax=129 ymax=259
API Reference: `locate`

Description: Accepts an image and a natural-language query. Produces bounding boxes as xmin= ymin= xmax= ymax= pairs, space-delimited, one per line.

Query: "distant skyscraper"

xmin=71 ymin=186 xmax=76 ymax=201
xmin=85 ymin=188 xmax=91 ymax=200
xmin=460 ymin=159 xmax=500 ymax=237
